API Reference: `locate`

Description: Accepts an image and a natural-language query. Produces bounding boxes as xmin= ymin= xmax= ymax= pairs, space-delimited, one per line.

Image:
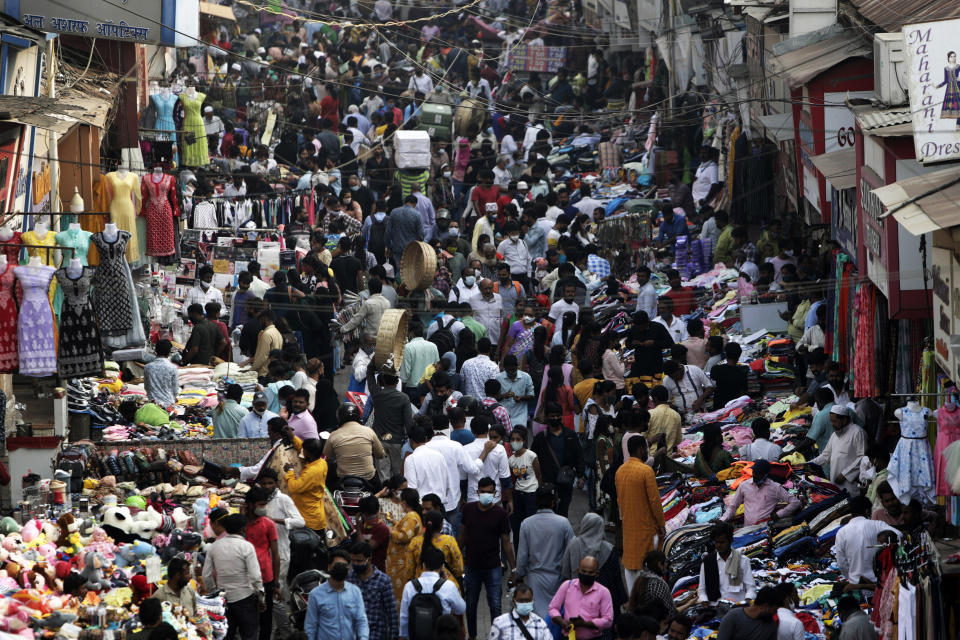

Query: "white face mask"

xmin=443 ymin=171 xmax=452 ymax=179
xmin=448 ymin=228 xmax=460 ymax=237
xmin=523 ymin=315 xmax=535 ymax=323
xmin=510 ymin=234 xmax=520 ymax=242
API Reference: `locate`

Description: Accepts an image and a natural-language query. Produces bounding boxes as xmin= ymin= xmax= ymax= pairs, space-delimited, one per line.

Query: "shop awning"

xmin=854 ymin=105 xmax=913 ymax=138
xmin=0 ymin=94 xmax=113 ymax=134
xmin=872 ymin=166 xmax=960 ymax=235
xmin=768 ymin=34 xmax=871 ymax=89
xmin=758 ymin=111 xmax=794 ymax=143
xmin=199 ymin=2 xmax=237 ymax=21
xmin=810 ymin=149 xmax=856 ymax=190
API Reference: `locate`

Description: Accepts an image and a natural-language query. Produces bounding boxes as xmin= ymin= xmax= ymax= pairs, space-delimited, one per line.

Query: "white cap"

xmin=517 ymin=181 xmax=529 ymax=190
xmin=204 ymin=106 xmax=213 ymax=113
xmin=299 ymin=42 xmax=309 ymax=48
xmin=313 ymin=51 xmax=322 ymax=59
xmin=231 ymin=62 xmax=242 ymax=72
xmin=829 ymin=405 xmax=850 ymax=417
xmin=485 ymin=202 xmax=498 ymax=212
xmin=257 ymin=47 xmax=266 ymax=54
xmin=254 ymin=28 xmax=262 ymax=35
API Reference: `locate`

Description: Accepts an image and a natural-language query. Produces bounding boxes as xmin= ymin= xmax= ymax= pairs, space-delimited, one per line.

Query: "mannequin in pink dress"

xmin=140 ymin=166 xmax=179 ymax=258
xmin=935 ymin=390 xmax=960 ymax=496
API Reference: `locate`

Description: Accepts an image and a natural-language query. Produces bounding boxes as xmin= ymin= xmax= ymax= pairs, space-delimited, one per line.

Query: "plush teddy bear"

xmin=55 ymin=514 xmax=80 ymax=555
xmin=79 ymin=552 xmax=111 ymax=592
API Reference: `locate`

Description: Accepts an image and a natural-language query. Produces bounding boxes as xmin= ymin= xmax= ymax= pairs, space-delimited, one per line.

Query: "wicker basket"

xmin=374 ymin=308 xmax=409 ymax=369
xmin=400 ymin=241 xmax=437 ymax=291
xmin=454 ymin=98 xmax=486 ymax=141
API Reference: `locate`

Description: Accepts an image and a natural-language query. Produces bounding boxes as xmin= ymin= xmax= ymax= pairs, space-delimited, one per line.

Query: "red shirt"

xmin=245 ymin=516 xmax=278 ymax=583
xmin=359 ymin=520 xmax=391 ymax=571
xmin=665 ymin=287 xmax=696 ymax=316
xmin=472 ymin=184 xmax=500 ymax=211
xmin=320 ymin=96 xmax=340 ymax=129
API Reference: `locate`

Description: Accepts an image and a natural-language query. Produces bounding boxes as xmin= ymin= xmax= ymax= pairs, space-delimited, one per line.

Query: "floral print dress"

xmin=386 ymin=511 xmax=422 ymax=605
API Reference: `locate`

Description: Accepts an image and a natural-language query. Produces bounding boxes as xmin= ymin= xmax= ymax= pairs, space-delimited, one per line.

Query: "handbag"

xmin=545 ymin=434 xmax=576 ymax=487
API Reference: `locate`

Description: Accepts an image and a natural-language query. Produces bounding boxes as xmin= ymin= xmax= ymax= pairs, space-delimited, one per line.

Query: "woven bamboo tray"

xmin=374 ymin=308 xmax=409 ymax=369
xmin=400 ymin=241 xmax=437 ymax=291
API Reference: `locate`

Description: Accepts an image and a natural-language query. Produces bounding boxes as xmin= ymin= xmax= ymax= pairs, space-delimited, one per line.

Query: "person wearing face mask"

xmin=155 ymin=557 xmax=197 ymax=617
xmin=472 ymin=200 xmax=499 ymax=253
xmin=183 ymin=265 xmax=224 ymax=318
xmin=494 ymin=263 xmax=525 ymax=319
xmin=243 ymin=487 xmax=279 ymax=640
xmin=805 ymin=405 xmax=867 ymax=494
xmin=507 ymin=427 xmax=541 ymax=545
xmin=348 ymin=174 xmax=375 ymax=218
xmin=450 ymin=266 xmax=480 ymax=303
xmin=530 ymin=403 xmax=585 ymax=516
xmin=202 ymin=513 xmax=264 ymax=640
xmin=715 ymin=586 xmax=780 ymax=640
xmin=719 ymin=460 xmax=799 ymax=526
xmin=497 ymin=221 xmax=532 ymax=292
xmin=548 ymin=556 xmax=614 ymax=640
xmin=213 ymin=384 xmax=247 ymax=439
xmin=347 ymin=541 xmax=397 ymax=640
xmin=490 ymin=584 xmax=553 ymax=640
xmin=305 ymin=551 xmax=369 ymax=640
xmin=616 ymin=436 xmax=666 ymax=596
xmin=258 ymin=469 xmax=303 ymax=598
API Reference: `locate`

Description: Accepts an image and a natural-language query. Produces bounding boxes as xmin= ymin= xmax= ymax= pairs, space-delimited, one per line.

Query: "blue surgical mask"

xmin=464 ymin=276 xmax=476 ymax=287
xmin=515 ymin=602 xmax=534 ymax=617
xmin=478 ymin=493 xmax=496 ymax=506
xmin=558 ymin=255 xmax=567 ymax=264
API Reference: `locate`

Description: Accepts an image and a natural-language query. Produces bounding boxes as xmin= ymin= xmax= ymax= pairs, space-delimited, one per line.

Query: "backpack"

xmin=408 ymin=578 xmax=445 ymax=640
xmin=429 ymin=317 xmax=457 ymax=356
xmin=367 ymin=216 xmax=387 ymax=259
xmin=477 ymin=401 xmax=508 ymax=430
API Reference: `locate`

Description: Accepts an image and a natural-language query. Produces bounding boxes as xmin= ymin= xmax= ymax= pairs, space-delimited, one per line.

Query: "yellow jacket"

xmin=285 ymin=458 xmax=329 ymax=530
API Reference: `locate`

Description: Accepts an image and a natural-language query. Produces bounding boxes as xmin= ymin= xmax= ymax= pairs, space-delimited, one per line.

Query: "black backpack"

xmin=429 ymin=317 xmax=457 ymax=356
xmin=408 ymin=578 xmax=445 ymax=640
xmin=367 ymin=216 xmax=387 ymax=261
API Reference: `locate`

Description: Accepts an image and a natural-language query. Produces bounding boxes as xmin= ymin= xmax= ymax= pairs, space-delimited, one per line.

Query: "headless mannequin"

xmin=66 ymin=258 xmax=83 ymax=279
xmin=28 ymin=256 xmax=42 ymax=268
xmin=152 ymin=167 xmax=163 ymax=183
xmin=186 ymin=86 xmax=197 ymax=99
xmin=102 ymin=222 xmax=119 ymax=243
xmin=0 ymin=227 xmax=13 ymax=242
xmin=32 ymin=222 xmax=48 ymax=241
xmin=69 ymin=222 xmax=82 ymax=232
xmin=117 ymin=166 xmax=129 ymax=180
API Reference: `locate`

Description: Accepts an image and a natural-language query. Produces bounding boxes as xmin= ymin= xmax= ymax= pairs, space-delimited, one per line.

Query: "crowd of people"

xmin=112 ymin=2 xmax=947 ymax=640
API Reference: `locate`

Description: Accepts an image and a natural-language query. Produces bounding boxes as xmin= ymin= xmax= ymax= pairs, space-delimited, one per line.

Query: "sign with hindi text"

xmin=19 ymin=0 xmax=170 ymax=44
xmin=506 ymin=46 xmax=567 ymax=73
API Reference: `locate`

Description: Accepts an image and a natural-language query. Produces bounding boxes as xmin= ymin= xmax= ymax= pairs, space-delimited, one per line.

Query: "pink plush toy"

xmin=84 ymin=528 xmax=115 ymax=561
xmin=19 ymin=522 xmax=38 ymax=544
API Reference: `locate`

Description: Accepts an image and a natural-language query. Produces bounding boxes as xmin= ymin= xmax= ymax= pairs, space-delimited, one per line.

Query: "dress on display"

xmin=152 ymin=92 xmax=177 ymax=140
xmin=888 ymin=405 xmax=936 ymax=503
xmin=56 ymin=267 xmax=103 ymax=378
xmin=935 ymin=403 xmax=960 ymax=496
xmin=14 ymin=264 xmax=56 ymax=377
xmin=180 ymin=91 xmax=209 ymax=167
xmin=140 ymin=173 xmax=179 ymax=257
xmin=54 ymin=227 xmax=92 ymax=265
xmin=21 ymin=229 xmax=62 ymax=317
xmin=0 ymin=231 xmax=21 ymax=263
xmin=104 ymin=171 xmax=142 ymax=262
xmin=91 ymin=231 xmax=135 ymax=337
xmin=0 ymin=263 xmax=18 ymax=373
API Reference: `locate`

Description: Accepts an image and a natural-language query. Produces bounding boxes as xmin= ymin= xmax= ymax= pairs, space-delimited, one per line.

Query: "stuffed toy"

xmin=132 ymin=507 xmax=164 ymax=540
xmin=55 ymin=514 xmax=80 ymax=555
xmin=130 ymin=574 xmax=155 ymax=603
xmin=112 ymin=544 xmax=139 ymax=568
xmin=79 ymin=552 xmax=111 ymax=592
xmin=84 ymin=528 xmax=115 ymax=561
xmin=19 ymin=522 xmax=38 ymax=545
xmin=0 ymin=518 xmax=20 ymax=535
xmin=100 ymin=506 xmax=138 ymax=544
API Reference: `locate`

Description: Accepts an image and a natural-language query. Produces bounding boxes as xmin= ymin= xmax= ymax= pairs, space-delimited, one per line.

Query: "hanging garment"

xmin=91 ymin=231 xmax=135 ymax=337
xmin=152 ymin=92 xmax=177 ymax=140
xmin=935 ymin=403 xmax=960 ymax=496
xmin=140 ymin=173 xmax=180 ymax=256
xmin=0 ymin=231 xmax=21 ymax=264
xmin=54 ymin=227 xmax=93 ymax=265
xmin=14 ymin=264 xmax=56 ymax=376
xmin=192 ymin=200 xmax=218 ymax=229
xmin=0 ymin=262 xmax=17 ymax=373
xmin=56 ymin=267 xmax=103 ymax=378
xmin=180 ymin=91 xmax=210 ymax=167
xmin=888 ymin=406 xmax=936 ymax=503
xmin=21 ymin=229 xmax=62 ymax=316
xmin=104 ymin=171 xmax=143 ymax=262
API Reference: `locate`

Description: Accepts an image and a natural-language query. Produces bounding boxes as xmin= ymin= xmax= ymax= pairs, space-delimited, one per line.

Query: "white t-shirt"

xmin=549 ymin=299 xmax=580 ymax=338
xmin=692 ymin=160 xmax=718 ymax=202
xmin=509 ymin=449 xmax=539 ymax=493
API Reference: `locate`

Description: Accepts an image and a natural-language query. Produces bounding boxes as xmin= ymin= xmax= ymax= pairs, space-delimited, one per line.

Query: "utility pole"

xmin=666 ymin=0 xmax=674 ymax=117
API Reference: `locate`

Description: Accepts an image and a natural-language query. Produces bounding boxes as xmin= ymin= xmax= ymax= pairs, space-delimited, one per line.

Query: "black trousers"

xmin=225 ymin=594 xmax=259 ymax=640
xmin=259 ymin=582 xmax=274 ymax=640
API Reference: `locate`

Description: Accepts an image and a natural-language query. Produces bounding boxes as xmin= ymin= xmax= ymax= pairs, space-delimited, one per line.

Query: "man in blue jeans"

xmin=459 ymin=477 xmax=516 ymax=640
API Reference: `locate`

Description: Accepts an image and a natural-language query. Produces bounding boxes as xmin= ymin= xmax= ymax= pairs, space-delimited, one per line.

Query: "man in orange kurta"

xmin=615 ymin=434 xmax=666 ymax=598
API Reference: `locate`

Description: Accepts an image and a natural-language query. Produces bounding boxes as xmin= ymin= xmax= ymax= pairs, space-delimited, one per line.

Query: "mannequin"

xmin=186 ymin=86 xmax=197 ymax=99
xmin=14 ymin=256 xmax=57 ymax=377
xmin=0 ymin=227 xmax=12 ymax=242
xmin=103 ymin=222 xmax=119 ymax=243
xmin=69 ymin=222 xmax=81 ymax=232
xmin=889 ymin=398 xmax=935 ymax=503
xmin=161 ymin=85 xmax=171 ymax=97
xmin=104 ymin=166 xmax=141 ymax=262
xmin=935 ymin=388 xmax=960 ymax=498
xmin=117 ymin=166 xmax=128 ymax=179
xmin=28 ymin=256 xmax=42 ymax=267
xmin=66 ymin=258 xmax=83 ymax=279
xmin=179 ymin=86 xmax=209 ymax=167
xmin=32 ymin=222 xmax=47 ymax=241
xmin=140 ymin=166 xmax=179 ymax=259
xmin=152 ymin=85 xmax=178 ymax=164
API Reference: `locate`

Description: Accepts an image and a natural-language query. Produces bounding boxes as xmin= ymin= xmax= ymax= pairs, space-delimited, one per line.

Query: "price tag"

xmin=145 ymin=555 xmax=162 ymax=584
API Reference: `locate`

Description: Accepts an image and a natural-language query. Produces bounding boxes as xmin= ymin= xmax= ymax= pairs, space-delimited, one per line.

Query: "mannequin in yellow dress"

xmin=21 ymin=221 xmax=62 ymax=316
xmin=104 ymin=167 xmax=142 ymax=262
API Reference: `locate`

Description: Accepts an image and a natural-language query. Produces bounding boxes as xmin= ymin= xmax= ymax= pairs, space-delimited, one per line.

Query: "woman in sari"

xmin=385 ymin=488 xmax=423 ymax=604
xmin=406 ymin=509 xmax=464 ymax=591
xmin=694 ymin=423 xmax=733 ymax=479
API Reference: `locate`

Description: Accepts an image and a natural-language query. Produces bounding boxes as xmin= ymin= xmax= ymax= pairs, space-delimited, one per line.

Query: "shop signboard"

xmin=933 ymin=246 xmax=953 ymax=374
xmin=20 ymin=0 xmax=164 ymax=43
xmin=506 ymin=46 xmax=567 ymax=73
xmin=831 ymin=186 xmax=857 ymax=261
xmin=903 ymin=19 xmax=960 ymax=164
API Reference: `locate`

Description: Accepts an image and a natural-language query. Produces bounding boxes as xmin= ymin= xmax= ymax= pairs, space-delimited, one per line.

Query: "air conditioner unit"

xmin=874 ymin=32 xmax=908 ymax=105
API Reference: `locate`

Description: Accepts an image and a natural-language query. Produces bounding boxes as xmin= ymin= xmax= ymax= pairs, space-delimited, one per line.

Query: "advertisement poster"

xmin=903 ymin=19 xmax=960 ymax=164
xmin=506 ymin=46 xmax=567 ymax=73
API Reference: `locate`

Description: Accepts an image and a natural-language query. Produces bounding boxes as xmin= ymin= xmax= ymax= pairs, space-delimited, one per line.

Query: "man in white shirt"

xmin=697 ymin=522 xmax=756 ymax=604
xmin=183 ymin=265 xmax=224 ymax=318
xmin=692 ymin=146 xmax=719 ymax=204
xmin=449 ymin=266 xmax=481 ymax=303
xmin=522 ymin=120 xmax=550 ymax=160
xmin=739 ymin=418 xmax=783 ymax=462
xmin=663 ymin=360 xmax=713 ymax=415
xmin=408 ymin=68 xmax=434 ymax=94
xmin=427 ymin=311 xmax=466 ymax=341
xmin=404 ymin=425 xmax=452 ymax=505
xmin=634 ymin=266 xmax=658 ymax=319
xmin=398 ymin=548 xmax=466 ymax=638
xmin=809 ymin=406 xmax=867 ymax=494
xmin=223 ymin=174 xmax=247 ymax=198
xmin=203 ymin=106 xmax=224 ymax=145
xmin=466 ymin=70 xmax=493 ymax=106
xmin=260 ymin=468 xmax=305 ymax=598
xmin=493 ymin=156 xmax=512 ymax=188
xmin=239 ymin=392 xmax=278 ymax=439
xmin=462 ymin=416 xmax=513 ymax=505
xmin=461 ymin=339 xmax=501 ymax=399
xmin=468 ymin=279 xmax=504 ymax=345
xmin=548 ymin=286 xmax=580 ymax=341
xmin=497 ymin=223 xmax=532 ymax=281
xmin=653 ymin=297 xmax=688 ymax=342
xmin=202 ymin=514 xmax=264 ymax=624
xmin=574 ymin=182 xmax=604 ymax=216
xmin=424 ymin=425 xmax=494 ymax=533
xmin=834 ymin=496 xmax=899 ymax=585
